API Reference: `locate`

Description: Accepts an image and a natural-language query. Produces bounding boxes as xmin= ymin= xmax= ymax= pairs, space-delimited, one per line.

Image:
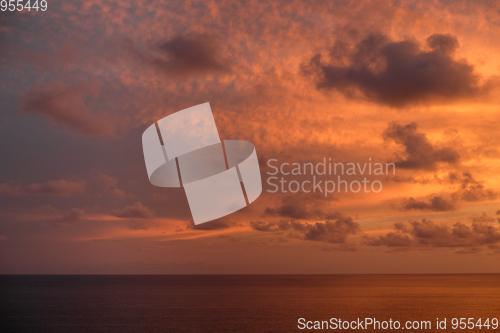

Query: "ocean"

xmin=1 ymin=274 xmax=499 ymax=332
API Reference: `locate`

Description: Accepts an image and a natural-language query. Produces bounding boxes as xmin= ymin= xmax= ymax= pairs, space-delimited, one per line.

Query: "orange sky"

xmin=1 ymin=0 xmax=500 ymax=273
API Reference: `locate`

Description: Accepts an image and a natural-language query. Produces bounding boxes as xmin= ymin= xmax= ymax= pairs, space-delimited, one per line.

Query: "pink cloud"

xmin=91 ymin=170 xmax=132 ymax=199
xmin=21 ymin=82 xmax=117 ymax=137
xmin=111 ymin=202 xmax=154 ymax=219
xmin=0 ymin=182 xmax=22 ymax=195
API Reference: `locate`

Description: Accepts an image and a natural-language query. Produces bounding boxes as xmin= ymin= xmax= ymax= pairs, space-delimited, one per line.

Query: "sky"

xmin=1 ymin=0 xmax=500 ymax=274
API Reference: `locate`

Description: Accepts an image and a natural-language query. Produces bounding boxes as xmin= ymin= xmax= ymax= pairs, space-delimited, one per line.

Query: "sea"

xmin=1 ymin=274 xmax=499 ymax=332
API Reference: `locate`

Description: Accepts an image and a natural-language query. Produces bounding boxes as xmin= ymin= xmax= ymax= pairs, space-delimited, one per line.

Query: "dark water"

xmin=1 ymin=275 xmax=499 ymax=332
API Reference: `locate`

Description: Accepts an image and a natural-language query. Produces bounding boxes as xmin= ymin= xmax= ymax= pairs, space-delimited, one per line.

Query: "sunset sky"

xmin=1 ymin=0 xmax=500 ymax=274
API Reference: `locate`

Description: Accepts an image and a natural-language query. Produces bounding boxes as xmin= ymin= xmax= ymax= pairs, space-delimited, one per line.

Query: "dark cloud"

xmin=388 ymin=175 xmax=437 ymax=184
xmin=264 ymin=205 xmax=316 ymax=220
xmin=366 ymin=218 xmax=500 ymax=251
xmin=384 ymin=122 xmax=460 ymax=170
xmin=0 ymin=180 xmax=85 ymax=197
xmin=456 ymin=183 xmax=497 ymax=202
xmin=250 ymin=213 xmax=361 ymax=244
xmin=402 ymin=196 xmax=455 ymax=212
xmin=303 ymin=219 xmax=360 ymax=243
xmin=450 ymin=172 xmax=497 ymax=202
xmin=21 ymin=82 xmax=116 ymax=137
xmin=426 ymin=33 xmax=460 ymax=54
xmin=395 ymin=172 xmax=497 ymax=211
xmin=448 ymin=171 xmax=474 ymax=184
xmin=249 ymin=221 xmax=276 ymax=232
xmin=411 ymin=219 xmax=450 ymax=241
xmin=250 ymin=219 xmax=306 ymax=232
xmin=264 ymin=201 xmax=341 ymax=221
xmin=129 ymin=34 xmax=230 ymax=76
xmin=469 ymin=212 xmax=497 ymax=224
xmin=365 ymin=232 xmax=413 ymax=247
xmin=305 ymin=33 xmax=494 ymax=107
xmin=111 ymin=202 xmax=154 ymax=219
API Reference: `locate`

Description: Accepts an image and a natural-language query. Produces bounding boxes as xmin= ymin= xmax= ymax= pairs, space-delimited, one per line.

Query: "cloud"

xmin=25 ymin=180 xmax=86 ymax=196
xmin=448 ymin=171 xmax=474 ymax=184
xmin=402 ymin=196 xmax=455 ymax=212
xmin=366 ymin=218 xmax=500 ymax=251
xmin=107 ymin=188 xmax=131 ymax=199
xmin=92 ymin=170 xmax=131 ymax=199
xmin=129 ymin=33 xmax=230 ymax=76
xmin=0 ymin=182 xmax=21 ymax=195
xmin=469 ymin=212 xmax=497 ymax=224
xmin=264 ymin=196 xmax=341 ymax=220
xmin=0 ymin=180 xmax=85 ymax=197
xmin=305 ymin=33 xmax=495 ymax=107
xmin=186 ymin=218 xmax=237 ymax=230
xmin=126 ymin=220 xmax=152 ymax=231
xmin=47 ymin=208 xmax=86 ymax=225
xmin=456 ymin=183 xmax=497 ymax=202
xmin=450 ymin=172 xmax=497 ymax=202
xmin=21 ymin=82 xmax=116 ymax=137
xmin=94 ymin=171 xmax=118 ymax=188
xmin=365 ymin=232 xmax=413 ymax=247
xmin=250 ymin=219 xmax=305 ymax=232
xmin=250 ymin=213 xmax=361 ymax=244
xmin=384 ymin=122 xmax=460 ymax=170
xmin=111 ymin=202 xmax=154 ymax=219
xmin=395 ymin=172 xmax=497 ymax=211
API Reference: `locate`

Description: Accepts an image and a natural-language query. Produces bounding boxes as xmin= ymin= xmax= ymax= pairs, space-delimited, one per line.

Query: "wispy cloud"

xmin=0 ymin=180 xmax=85 ymax=197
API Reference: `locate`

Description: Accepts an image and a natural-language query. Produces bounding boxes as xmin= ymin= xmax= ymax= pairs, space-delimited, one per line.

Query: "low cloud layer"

xmin=402 ymin=196 xmax=455 ymax=212
xmin=398 ymin=172 xmax=497 ymax=212
xmin=306 ymin=33 xmax=495 ymax=107
xmin=251 ymin=213 xmax=361 ymax=244
xmin=366 ymin=218 xmax=500 ymax=252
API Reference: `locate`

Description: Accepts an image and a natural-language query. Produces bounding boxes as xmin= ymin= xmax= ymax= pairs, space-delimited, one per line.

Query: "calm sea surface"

xmin=1 ymin=274 xmax=499 ymax=332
